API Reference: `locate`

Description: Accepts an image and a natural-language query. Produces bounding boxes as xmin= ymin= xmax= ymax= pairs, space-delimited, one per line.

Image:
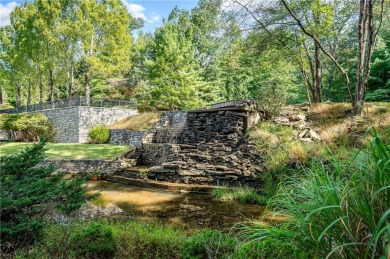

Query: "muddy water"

xmin=87 ymin=181 xmax=264 ymax=230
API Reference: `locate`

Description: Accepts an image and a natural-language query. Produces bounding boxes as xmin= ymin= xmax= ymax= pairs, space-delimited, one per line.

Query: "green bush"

xmin=0 ymin=113 xmax=54 ymax=141
xmin=241 ymin=127 xmax=390 ymax=258
xmin=69 ymin=223 xmax=115 ymax=258
xmin=14 ymin=219 xmax=186 ymax=259
xmin=88 ymin=125 xmax=110 ymax=144
xmin=0 ymin=141 xmax=94 ymax=253
xmin=233 ymin=239 xmax=309 ymax=259
xmin=181 ymin=230 xmax=237 ymax=259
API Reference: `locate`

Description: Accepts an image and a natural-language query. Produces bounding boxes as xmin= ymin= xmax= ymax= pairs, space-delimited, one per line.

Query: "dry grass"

xmin=288 ymin=142 xmax=308 ymax=163
xmin=307 ymin=102 xmax=390 ymax=146
xmin=109 ymin=112 xmax=162 ymax=130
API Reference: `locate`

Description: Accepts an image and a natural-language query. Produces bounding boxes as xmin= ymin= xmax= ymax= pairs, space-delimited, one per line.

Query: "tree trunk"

xmin=85 ymin=69 xmax=91 ymax=106
xmin=281 ymin=0 xmax=353 ymax=104
xmin=49 ymin=69 xmax=54 ymax=108
xmin=68 ymin=65 xmax=74 ymax=97
xmin=354 ymin=0 xmax=383 ymax=115
xmin=27 ymin=77 xmax=31 ymax=112
xmin=39 ymin=71 xmax=43 ymax=109
xmin=0 ymin=86 xmax=3 ymax=104
xmin=17 ymin=80 xmax=21 ymax=111
xmin=313 ymin=41 xmax=322 ymax=103
xmin=297 ymin=55 xmax=313 ymax=104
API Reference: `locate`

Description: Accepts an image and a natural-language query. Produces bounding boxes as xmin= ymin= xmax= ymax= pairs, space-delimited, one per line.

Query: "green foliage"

xmin=88 ymin=125 xmax=110 ymax=144
xmin=367 ymin=20 xmax=390 ymax=102
xmin=69 ymin=223 xmax=115 ymax=259
xmin=233 ymin=239 xmax=309 ymax=259
xmin=0 ymin=141 xmax=93 ymax=252
xmin=211 ymin=187 xmax=264 ymax=204
xmin=0 ymin=0 xmax=134 ymax=107
xmin=145 ymin=20 xmax=213 ymax=110
xmin=90 ymin=79 xmax=111 ymax=99
xmin=114 ymin=220 xmax=186 ymax=258
xmin=16 ymin=219 xmax=187 ymax=259
xmin=0 ymin=113 xmax=54 ymax=141
xmin=241 ymin=127 xmax=390 ymax=258
xmin=249 ymin=122 xmax=310 ymax=197
xmin=181 ymin=230 xmax=237 ymax=259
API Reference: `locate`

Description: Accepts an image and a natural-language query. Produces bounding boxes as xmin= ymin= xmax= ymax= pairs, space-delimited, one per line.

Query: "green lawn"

xmin=0 ymin=142 xmax=130 ymax=160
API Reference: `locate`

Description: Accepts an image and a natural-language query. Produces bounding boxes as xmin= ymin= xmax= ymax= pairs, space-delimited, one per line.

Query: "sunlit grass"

xmin=309 ymin=102 xmax=390 ymax=146
xmin=211 ymin=186 xmax=264 ymax=204
xmin=109 ymin=112 xmax=161 ymax=130
xmin=0 ymin=142 xmax=130 ymax=160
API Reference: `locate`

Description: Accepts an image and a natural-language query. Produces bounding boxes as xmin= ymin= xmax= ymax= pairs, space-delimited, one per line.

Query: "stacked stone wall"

xmin=179 ymin=111 xmax=246 ymax=147
xmin=41 ymin=159 xmax=122 ymax=174
xmin=38 ymin=107 xmax=137 ymax=143
xmin=109 ymin=129 xmax=145 ymax=147
xmin=153 ymin=111 xmax=187 ymax=128
xmin=38 ymin=107 xmax=80 ymax=143
xmin=121 ymin=105 xmax=264 ymax=186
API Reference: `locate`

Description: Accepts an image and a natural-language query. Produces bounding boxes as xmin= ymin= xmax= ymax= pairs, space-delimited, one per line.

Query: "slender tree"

xmin=354 ymin=0 xmax=386 ymax=115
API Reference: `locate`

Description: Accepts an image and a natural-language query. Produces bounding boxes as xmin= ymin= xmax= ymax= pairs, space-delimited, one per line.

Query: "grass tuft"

xmin=211 ymin=186 xmax=264 ymax=204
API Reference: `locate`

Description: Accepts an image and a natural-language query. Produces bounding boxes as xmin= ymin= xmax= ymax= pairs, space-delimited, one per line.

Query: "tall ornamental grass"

xmin=240 ymin=127 xmax=389 ymax=258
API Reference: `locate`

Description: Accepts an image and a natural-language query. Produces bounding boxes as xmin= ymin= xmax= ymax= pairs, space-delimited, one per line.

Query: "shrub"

xmin=241 ymin=127 xmax=390 ymax=258
xmin=0 ymin=141 xmax=94 ymax=253
xmin=88 ymin=125 xmax=110 ymax=144
xmin=0 ymin=113 xmax=54 ymax=141
xmin=181 ymin=230 xmax=238 ymax=259
xmin=13 ymin=219 xmax=186 ymax=259
xmin=233 ymin=238 xmax=309 ymax=259
xmin=69 ymin=223 xmax=115 ymax=258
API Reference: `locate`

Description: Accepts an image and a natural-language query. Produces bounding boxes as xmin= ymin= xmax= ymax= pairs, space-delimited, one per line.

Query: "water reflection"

xmin=87 ymin=181 xmax=264 ymax=230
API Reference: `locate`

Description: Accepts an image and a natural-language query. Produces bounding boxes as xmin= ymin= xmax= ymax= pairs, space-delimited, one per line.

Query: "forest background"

xmin=0 ymin=0 xmax=389 ymax=114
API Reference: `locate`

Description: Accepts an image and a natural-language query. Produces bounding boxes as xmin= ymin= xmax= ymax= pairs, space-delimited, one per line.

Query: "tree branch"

xmin=281 ymin=0 xmax=353 ymax=104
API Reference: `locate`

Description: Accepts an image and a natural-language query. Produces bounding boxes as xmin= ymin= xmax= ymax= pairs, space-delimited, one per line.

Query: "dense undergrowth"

xmin=240 ymin=127 xmax=389 ymax=258
xmin=11 ymin=218 xmax=308 ymax=259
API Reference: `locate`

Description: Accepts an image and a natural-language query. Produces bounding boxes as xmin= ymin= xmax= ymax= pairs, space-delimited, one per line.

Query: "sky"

xmin=0 ymin=0 xmax=198 ymax=33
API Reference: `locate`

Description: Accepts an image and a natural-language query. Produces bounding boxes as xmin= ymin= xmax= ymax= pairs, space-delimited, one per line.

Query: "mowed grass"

xmin=0 ymin=142 xmax=130 ymax=160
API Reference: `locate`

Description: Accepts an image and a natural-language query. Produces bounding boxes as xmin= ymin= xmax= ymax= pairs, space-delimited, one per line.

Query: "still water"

xmin=87 ymin=181 xmax=264 ymax=230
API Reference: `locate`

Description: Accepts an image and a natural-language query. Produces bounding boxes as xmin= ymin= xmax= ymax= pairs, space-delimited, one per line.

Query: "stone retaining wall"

xmin=41 ymin=159 xmax=122 ymax=174
xmin=38 ymin=107 xmax=137 ymax=143
xmin=153 ymin=111 xmax=187 ymax=128
xmin=37 ymin=107 xmax=80 ymax=143
xmin=109 ymin=129 xmax=145 ymax=148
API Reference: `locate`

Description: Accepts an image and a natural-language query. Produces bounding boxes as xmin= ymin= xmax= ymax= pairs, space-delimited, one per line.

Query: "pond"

xmin=87 ymin=181 xmax=264 ymax=230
